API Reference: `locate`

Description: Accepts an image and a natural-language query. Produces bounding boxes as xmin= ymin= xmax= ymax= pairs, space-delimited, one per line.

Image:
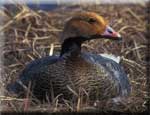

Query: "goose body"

xmin=7 ymin=12 xmax=131 ymax=102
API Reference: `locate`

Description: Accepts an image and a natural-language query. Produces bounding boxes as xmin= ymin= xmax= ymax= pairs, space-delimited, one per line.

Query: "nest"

xmin=0 ymin=4 xmax=148 ymax=112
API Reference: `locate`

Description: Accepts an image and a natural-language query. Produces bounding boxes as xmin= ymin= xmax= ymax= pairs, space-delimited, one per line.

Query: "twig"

xmin=32 ymin=34 xmax=42 ymax=58
xmin=126 ymin=8 xmax=142 ymax=23
xmin=0 ymin=7 xmax=29 ymax=32
xmin=63 ymin=99 xmax=74 ymax=111
xmin=77 ymin=96 xmax=81 ymax=112
xmin=25 ymin=24 xmax=32 ymax=39
xmin=49 ymin=44 xmax=54 ymax=56
xmin=133 ymin=40 xmax=142 ymax=61
xmin=24 ymin=81 xmax=31 ymax=111
xmin=121 ymin=56 xmax=145 ymax=73
xmin=0 ymin=96 xmax=25 ymax=101
xmin=123 ymin=45 xmax=146 ymax=55
xmin=27 ymin=54 xmax=35 ymax=61
xmin=67 ymin=85 xmax=78 ymax=97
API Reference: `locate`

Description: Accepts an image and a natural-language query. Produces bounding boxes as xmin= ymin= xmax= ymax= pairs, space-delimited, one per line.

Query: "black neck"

xmin=60 ymin=37 xmax=84 ymax=57
xmin=59 ymin=35 xmax=122 ymax=58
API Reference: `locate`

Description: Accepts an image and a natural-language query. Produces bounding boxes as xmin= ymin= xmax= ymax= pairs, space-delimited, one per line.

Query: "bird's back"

xmin=7 ymin=52 xmax=131 ymax=101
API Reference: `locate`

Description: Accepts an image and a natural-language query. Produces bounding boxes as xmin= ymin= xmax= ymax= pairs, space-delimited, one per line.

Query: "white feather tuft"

xmin=99 ymin=53 xmax=121 ymax=63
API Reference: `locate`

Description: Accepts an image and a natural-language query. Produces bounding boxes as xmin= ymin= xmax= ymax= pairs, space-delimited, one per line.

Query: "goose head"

xmin=60 ymin=12 xmax=122 ymax=56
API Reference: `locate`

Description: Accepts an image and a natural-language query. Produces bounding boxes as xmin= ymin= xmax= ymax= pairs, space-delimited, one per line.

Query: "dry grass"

xmin=0 ymin=4 xmax=148 ymax=112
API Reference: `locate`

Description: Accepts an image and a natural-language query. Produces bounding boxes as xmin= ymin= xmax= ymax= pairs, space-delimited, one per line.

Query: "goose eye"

xmin=88 ymin=18 xmax=96 ymax=24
